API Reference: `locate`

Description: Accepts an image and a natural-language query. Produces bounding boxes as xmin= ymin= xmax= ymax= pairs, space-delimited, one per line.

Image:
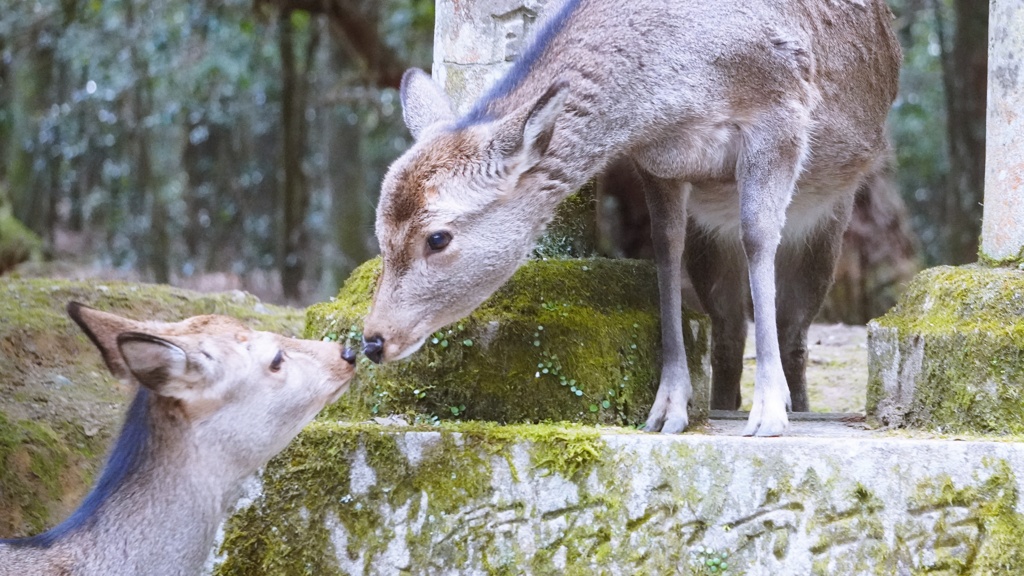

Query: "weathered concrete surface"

xmin=867 ymin=266 xmax=1024 ymax=433
xmin=981 ymin=0 xmax=1024 ymax=265
xmin=433 ymin=0 xmax=556 ymax=114
xmin=310 ymin=258 xmax=710 ymax=426
xmin=210 ymin=421 xmax=1024 ymax=575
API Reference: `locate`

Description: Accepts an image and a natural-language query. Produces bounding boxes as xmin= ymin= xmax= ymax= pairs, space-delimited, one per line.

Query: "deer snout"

xmin=341 ymin=346 xmax=357 ymax=365
xmin=362 ymin=335 xmax=384 ymax=364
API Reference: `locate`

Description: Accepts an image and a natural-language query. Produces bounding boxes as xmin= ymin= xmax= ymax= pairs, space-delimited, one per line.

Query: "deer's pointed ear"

xmin=522 ymin=80 xmax=569 ymax=163
xmin=117 ymin=333 xmax=189 ymax=396
xmin=400 ymin=68 xmax=455 ymax=140
xmin=491 ymin=80 xmax=569 ymax=170
xmin=67 ymin=301 xmax=143 ymax=381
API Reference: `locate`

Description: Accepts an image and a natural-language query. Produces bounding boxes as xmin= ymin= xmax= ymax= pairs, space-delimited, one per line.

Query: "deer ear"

xmin=521 ymin=80 xmax=569 ymax=163
xmin=67 ymin=301 xmax=142 ymax=381
xmin=491 ymin=80 xmax=569 ymax=170
xmin=117 ymin=333 xmax=190 ymax=396
xmin=400 ymin=68 xmax=455 ymax=140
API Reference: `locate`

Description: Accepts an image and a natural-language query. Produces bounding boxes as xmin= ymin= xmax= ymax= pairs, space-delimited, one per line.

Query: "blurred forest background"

xmin=0 ymin=0 xmax=989 ymax=321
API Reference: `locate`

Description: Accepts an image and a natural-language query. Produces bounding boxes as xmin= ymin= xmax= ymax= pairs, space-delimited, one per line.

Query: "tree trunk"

xmin=327 ymin=110 xmax=370 ymax=282
xmin=934 ymin=0 xmax=988 ymax=263
xmin=278 ymin=12 xmax=320 ymax=302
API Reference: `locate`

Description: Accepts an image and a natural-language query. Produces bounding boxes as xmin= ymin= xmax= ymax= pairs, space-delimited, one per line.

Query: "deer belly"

xmin=687 ymin=181 xmax=853 ymax=242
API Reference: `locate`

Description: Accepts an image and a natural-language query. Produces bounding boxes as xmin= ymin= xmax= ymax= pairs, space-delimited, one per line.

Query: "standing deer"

xmin=0 ymin=303 xmax=357 ymax=575
xmin=362 ymin=0 xmax=901 ymax=436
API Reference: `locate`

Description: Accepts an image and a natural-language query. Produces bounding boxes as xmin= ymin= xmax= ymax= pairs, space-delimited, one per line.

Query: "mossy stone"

xmin=533 ymin=183 xmax=598 ymax=259
xmin=0 ymin=278 xmax=304 ymax=537
xmin=0 ymin=212 xmax=42 ymax=275
xmin=867 ymin=265 xmax=1024 ymax=433
xmin=307 ymin=257 xmax=710 ymax=427
xmin=213 ymin=422 xmax=1024 ymax=575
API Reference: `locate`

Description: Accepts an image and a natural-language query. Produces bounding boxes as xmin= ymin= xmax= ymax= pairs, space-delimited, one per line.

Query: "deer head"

xmin=362 ymin=69 xmax=570 ymax=363
xmin=68 ymin=302 xmax=357 ymax=473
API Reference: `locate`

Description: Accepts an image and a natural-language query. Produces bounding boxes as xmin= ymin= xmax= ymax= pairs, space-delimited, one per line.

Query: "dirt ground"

xmin=739 ymin=322 xmax=869 ymax=414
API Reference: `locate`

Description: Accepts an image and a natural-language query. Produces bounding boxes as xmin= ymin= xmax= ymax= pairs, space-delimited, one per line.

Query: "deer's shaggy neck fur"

xmin=0 ymin=390 xmax=234 ymax=576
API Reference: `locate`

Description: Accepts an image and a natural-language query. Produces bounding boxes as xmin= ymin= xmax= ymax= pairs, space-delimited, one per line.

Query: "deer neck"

xmin=458 ymin=3 xmax=628 ymax=215
xmin=2 ymin=392 xmax=241 ymax=575
xmin=66 ymin=407 xmax=235 ymax=574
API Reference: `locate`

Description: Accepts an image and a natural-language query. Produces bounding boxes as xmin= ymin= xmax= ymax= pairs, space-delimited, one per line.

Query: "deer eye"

xmin=426 ymin=231 xmax=452 ymax=252
xmin=269 ymin=350 xmax=284 ymax=372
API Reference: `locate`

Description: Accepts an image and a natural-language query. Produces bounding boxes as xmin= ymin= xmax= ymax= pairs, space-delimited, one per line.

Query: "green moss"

xmin=308 ymin=257 xmax=709 ymax=427
xmin=534 ymin=183 xmax=598 ymax=259
xmin=214 ymin=420 xmax=1024 ymax=574
xmin=906 ymin=459 xmax=1024 ymax=573
xmin=0 ymin=278 xmax=304 ymax=537
xmin=215 ymin=421 xmax=610 ymax=575
xmin=978 ymin=244 xmax=1024 ymax=269
xmin=868 ymin=265 xmax=1024 ymax=433
xmin=0 ymin=211 xmax=42 ymax=275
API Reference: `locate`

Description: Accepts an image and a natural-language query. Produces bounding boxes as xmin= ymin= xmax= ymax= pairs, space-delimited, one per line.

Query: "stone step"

xmin=208 ymin=420 xmax=1024 ymax=575
xmin=308 ymin=257 xmax=711 ymax=427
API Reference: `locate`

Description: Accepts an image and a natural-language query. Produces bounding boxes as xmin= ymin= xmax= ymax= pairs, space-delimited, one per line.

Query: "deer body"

xmin=0 ymin=304 xmax=356 ymax=575
xmin=364 ymin=0 xmax=900 ymax=436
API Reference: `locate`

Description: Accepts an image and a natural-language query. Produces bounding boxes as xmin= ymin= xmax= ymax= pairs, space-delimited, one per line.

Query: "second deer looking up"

xmin=362 ymin=0 xmax=901 ymax=436
xmin=0 ymin=303 xmax=357 ymax=576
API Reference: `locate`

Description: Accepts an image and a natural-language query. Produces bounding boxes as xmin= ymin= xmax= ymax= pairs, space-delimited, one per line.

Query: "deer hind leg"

xmin=776 ymin=197 xmax=854 ymax=412
xmin=685 ymin=224 xmax=748 ymax=410
xmin=738 ymin=115 xmax=810 ymax=437
xmin=636 ymin=167 xmax=692 ymax=434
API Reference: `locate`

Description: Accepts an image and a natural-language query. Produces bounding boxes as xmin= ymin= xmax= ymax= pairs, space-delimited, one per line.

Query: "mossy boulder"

xmin=0 ymin=212 xmax=42 ymax=275
xmin=867 ymin=265 xmax=1024 ymax=433
xmin=307 ymin=257 xmax=710 ymax=427
xmin=0 ymin=279 xmax=304 ymax=538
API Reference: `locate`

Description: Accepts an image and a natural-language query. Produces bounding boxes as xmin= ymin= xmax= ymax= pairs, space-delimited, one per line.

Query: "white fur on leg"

xmin=743 ymin=361 xmax=791 ymax=436
xmin=644 ymin=369 xmax=692 ymax=434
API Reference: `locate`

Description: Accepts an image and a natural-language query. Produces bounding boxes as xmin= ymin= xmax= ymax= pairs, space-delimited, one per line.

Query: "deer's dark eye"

xmin=426 ymin=231 xmax=452 ymax=252
xmin=269 ymin=350 xmax=284 ymax=372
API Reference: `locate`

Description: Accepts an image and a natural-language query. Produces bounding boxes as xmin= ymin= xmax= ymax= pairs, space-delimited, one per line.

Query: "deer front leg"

xmin=637 ymin=168 xmax=692 ymax=434
xmin=738 ymin=119 xmax=808 ymax=437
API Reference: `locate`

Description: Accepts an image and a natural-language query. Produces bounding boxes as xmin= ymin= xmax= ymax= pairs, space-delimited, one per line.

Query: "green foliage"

xmin=0 ymin=0 xmax=432 ymax=300
xmin=887 ymin=0 xmax=978 ymax=266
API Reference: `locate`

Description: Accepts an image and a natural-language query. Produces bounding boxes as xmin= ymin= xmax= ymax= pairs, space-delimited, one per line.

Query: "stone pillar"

xmin=867 ymin=0 xmax=1024 ymax=432
xmin=433 ymin=0 xmax=597 ymax=258
xmin=433 ymin=0 xmax=553 ymax=114
xmin=980 ymin=0 xmax=1024 ymax=265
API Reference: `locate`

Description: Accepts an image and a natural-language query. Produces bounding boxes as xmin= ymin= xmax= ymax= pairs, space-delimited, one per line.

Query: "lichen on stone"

xmin=214 ymin=421 xmax=612 ymax=575
xmin=867 ymin=265 xmax=1024 ymax=434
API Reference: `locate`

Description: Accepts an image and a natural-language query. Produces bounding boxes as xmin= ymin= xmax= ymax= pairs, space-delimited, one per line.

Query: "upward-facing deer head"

xmin=363 ymin=69 xmax=573 ymax=363
xmin=0 ymin=303 xmax=356 ymax=576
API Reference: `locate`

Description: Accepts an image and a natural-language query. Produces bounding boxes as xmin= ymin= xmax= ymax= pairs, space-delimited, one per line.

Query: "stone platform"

xmin=209 ymin=417 xmax=1024 ymax=576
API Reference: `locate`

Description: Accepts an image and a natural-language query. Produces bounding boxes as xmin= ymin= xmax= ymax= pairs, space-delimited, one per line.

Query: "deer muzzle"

xmin=362 ymin=335 xmax=384 ymax=364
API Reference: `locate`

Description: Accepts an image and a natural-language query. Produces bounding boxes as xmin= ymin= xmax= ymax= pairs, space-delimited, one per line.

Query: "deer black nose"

xmin=362 ymin=335 xmax=384 ymax=364
xmin=341 ymin=347 xmax=357 ymax=365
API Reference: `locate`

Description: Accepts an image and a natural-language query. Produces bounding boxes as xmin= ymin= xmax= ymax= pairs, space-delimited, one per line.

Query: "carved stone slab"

xmin=209 ymin=421 xmax=1024 ymax=575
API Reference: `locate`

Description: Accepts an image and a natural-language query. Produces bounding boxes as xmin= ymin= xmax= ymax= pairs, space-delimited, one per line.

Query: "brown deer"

xmin=362 ymin=0 xmax=901 ymax=436
xmin=0 ymin=303 xmax=356 ymax=575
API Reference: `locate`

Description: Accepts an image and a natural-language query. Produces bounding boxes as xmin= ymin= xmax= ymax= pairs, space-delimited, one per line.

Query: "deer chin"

xmin=387 ymin=334 xmax=428 ymax=362
xmin=325 ymin=380 xmax=352 ymax=404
